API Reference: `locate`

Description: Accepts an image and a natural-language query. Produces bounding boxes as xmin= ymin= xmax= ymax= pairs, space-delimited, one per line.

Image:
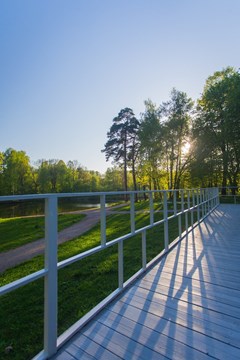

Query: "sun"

xmin=182 ymin=142 xmax=191 ymax=155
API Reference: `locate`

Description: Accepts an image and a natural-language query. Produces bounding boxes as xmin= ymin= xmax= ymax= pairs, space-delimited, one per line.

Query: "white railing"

xmin=219 ymin=187 xmax=240 ymax=204
xmin=0 ymin=188 xmax=219 ymax=359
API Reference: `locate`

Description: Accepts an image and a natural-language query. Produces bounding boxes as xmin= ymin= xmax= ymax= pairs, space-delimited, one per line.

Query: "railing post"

xmin=217 ymin=187 xmax=220 ymax=206
xmin=197 ymin=189 xmax=200 ymax=223
xmin=178 ymin=190 xmax=184 ymax=238
xmin=200 ymin=189 xmax=204 ymax=219
xmin=163 ymin=191 xmax=169 ymax=251
xmin=100 ymin=194 xmax=106 ymax=246
xmin=191 ymin=190 xmax=195 ymax=228
xmin=118 ymin=240 xmax=124 ymax=289
xmin=142 ymin=230 xmax=146 ymax=270
xmin=185 ymin=190 xmax=189 ymax=231
xmin=44 ymin=195 xmax=58 ymax=358
xmin=206 ymin=188 xmax=210 ymax=214
xmin=204 ymin=189 xmax=207 ymax=216
xmin=181 ymin=190 xmax=185 ymax=213
xmin=173 ymin=190 xmax=177 ymax=215
xmin=215 ymin=187 xmax=218 ymax=207
xmin=149 ymin=192 xmax=154 ymax=225
xmin=208 ymin=189 xmax=211 ymax=211
xmin=130 ymin=192 xmax=135 ymax=233
xmin=215 ymin=188 xmax=217 ymax=207
xmin=211 ymin=188 xmax=214 ymax=210
xmin=205 ymin=189 xmax=208 ymax=215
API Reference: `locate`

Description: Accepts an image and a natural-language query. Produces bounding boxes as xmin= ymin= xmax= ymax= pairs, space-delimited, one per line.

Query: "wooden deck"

xmin=52 ymin=204 xmax=240 ymax=360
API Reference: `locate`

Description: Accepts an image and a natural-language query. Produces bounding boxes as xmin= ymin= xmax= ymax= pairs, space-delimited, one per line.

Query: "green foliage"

xmin=0 ymin=154 xmax=105 ymax=195
xmin=192 ymin=67 xmax=240 ymax=189
xmin=139 ymin=91 xmax=194 ymax=190
xmin=138 ymin=100 xmax=164 ymax=190
xmin=159 ymin=89 xmax=194 ymax=189
xmin=102 ymin=107 xmax=140 ymax=192
xmin=1 ymin=149 xmax=32 ymax=195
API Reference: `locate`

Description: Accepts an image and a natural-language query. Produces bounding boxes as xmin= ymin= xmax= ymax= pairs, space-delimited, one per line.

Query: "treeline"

xmin=0 ymin=150 xmax=130 ymax=195
xmin=1 ymin=67 xmax=240 ymax=196
xmin=102 ymin=67 xmax=240 ymax=194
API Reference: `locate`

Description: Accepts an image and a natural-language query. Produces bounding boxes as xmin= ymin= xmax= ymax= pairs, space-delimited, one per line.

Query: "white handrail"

xmin=0 ymin=187 xmax=219 ymax=359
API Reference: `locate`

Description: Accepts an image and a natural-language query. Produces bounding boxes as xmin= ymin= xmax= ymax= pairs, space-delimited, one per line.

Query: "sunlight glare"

xmin=182 ymin=142 xmax=191 ymax=155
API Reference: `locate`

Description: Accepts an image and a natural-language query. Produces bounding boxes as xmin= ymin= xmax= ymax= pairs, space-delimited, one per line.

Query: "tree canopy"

xmin=192 ymin=67 xmax=240 ymax=193
xmin=102 ymin=107 xmax=140 ymax=192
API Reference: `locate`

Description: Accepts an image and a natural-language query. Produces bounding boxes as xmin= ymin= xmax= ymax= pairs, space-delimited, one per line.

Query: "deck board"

xmin=52 ymin=204 xmax=240 ymax=360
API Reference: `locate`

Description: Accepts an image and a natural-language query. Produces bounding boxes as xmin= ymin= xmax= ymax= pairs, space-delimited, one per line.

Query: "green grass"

xmin=115 ymin=200 xmax=163 ymax=212
xmin=0 ymin=214 xmax=86 ymax=252
xmin=0 ymin=210 xmax=193 ymax=360
xmin=113 ymin=199 xmax=191 ymax=212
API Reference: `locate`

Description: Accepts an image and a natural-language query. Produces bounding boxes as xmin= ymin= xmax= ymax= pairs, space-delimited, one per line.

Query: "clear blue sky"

xmin=1 ymin=0 xmax=239 ymax=173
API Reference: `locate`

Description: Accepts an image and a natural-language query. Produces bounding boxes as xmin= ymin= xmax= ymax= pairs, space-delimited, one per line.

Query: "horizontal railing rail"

xmin=0 ymin=188 xmax=219 ymax=359
xmin=218 ymin=187 xmax=240 ymax=204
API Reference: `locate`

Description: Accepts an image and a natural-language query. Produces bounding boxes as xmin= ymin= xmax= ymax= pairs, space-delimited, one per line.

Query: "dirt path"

xmin=0 ymin=206 xmax=124 ymax=273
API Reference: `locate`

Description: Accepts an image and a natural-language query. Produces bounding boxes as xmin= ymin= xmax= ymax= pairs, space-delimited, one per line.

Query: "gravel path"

xmin=0 ymin=206 xmax=123 ymax=273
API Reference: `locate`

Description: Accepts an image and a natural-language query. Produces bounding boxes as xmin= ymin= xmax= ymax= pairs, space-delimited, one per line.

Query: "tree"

xmin=2 ymin=148 xmax=32 ymax=194
xmin=0 ymin=152 xmax=4 ymax=195
xmin=101 ymin=167 xmax=123 ymax=191
xmin=190 ymin=140 xmax=222 ymax=187
xmin=138 ymin=100 xmax=165 ymax=190
xmin=37 ymin=160 xmax=51 ymax=193
xmin=102 ymin=108 xmax=140 ymax=193
xmin=193 ymin=67 xmax=240 ymax=194
xmin=65 ymin=160 xmax=79 ymax=192
xmin=37 ymin=159 xmax=69 ymax=193
xmin=127 ymin=113 xmax=140 ymax=193
xmin=159 ymin=89 xmax=194 ymax=189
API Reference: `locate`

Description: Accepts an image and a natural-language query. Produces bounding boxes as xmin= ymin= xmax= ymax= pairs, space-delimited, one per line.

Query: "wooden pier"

xmin=51 ymin=204 xmax=240 ymax=359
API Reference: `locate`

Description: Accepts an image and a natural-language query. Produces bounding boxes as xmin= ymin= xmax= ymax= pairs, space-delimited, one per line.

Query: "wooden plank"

xmin=127 ymin=284 xmax=240 ymax=330
xmin=146 ymin=262 xmax=240 ymax=291
xmin=148 ymin=261 xmax=240 ymax=290
xmin=153 ymin=256 xmax=240 ymax=287
xmin=144 ymin=268 xmax=240 ymax=299
xmin=159 ymin=247 xmax=240 ymax=273
xmin=51 ymin=350 xmax=79 ymax=360
xmin=137 ymin=277 xmax=240 ymax=319
xmin=98 ymin=307 xmax=240 ymax=360
xmin=171 ymin=249 xmax=240 ymax=262
xmin=94 ymin=310 xmax=210 ymax=360
xmin=142 ymin=272 xmax=240 ymax=307
xmin=161 ymin=253 xmax=240 ymax=273
xmin=66 ymin=344 xmax=97 ymax=360
xmin=76 ymin=319 xmax=168 ymax=360
xmin=109 ymin=289 xmax=240 ymax=348
xmin=69 ymin=339 xmax=120 ymax=360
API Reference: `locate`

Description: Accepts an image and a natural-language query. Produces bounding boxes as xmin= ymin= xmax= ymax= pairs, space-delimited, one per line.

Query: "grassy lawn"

xmin=113 ymin=199 xmax=190 ymax=212
xmin=0 ymin=210 xmax=192 ymax=360
xmin=0 ymin=214 xmax=86 ymax=252
xmin=114 ymin=200 xmax=163 ymax=211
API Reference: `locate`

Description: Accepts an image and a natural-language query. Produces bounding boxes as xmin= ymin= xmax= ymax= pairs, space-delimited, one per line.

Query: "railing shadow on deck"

xmin=105 ymin=208 xmax=239 ymax=360
xmin=0 ymin=187 xmax=219 ymax=359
